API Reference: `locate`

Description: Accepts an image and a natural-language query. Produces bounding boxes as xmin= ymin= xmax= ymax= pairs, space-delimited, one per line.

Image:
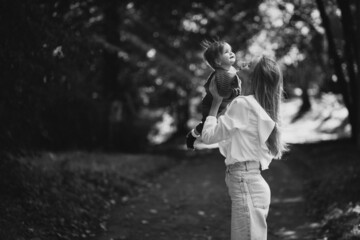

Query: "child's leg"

xmin=195 ymin=122 xmax=204 ymax=136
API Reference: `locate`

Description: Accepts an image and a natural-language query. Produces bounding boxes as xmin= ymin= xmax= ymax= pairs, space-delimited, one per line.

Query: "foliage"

xmin=0 ymin=0 xmax=104 ymax=151
xmin=0 ymin=157 xmax=122 ymax=239
xmin=299 ymin=140 xmax=360 ymax=239
xmin=305 ymin=167 xmax=360 ymax=217
xmin=117 ymin=0 xmax=264 ymax=136
xmin=318 ymin=203 xmax=360 ymax=240
xmin=0 ymin=0 xmax=264 ymax=151
xmin=1 ymin=0 xmax=358 ymax=151
xmin=0 ymin=151 xmax=176 ymax=239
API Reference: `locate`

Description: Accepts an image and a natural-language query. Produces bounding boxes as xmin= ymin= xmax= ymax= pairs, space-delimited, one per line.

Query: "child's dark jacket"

xmin=200 ymin=68 xmax=241 ymax=122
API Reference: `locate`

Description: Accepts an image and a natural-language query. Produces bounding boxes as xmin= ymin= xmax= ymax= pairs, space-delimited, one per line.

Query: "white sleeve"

xmin=201 ymin=97 xmax=249 ymax=144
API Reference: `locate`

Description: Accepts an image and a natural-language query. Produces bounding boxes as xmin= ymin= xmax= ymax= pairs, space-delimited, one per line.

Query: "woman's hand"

xmin=209 ymin=78 xmax=223 ymax=103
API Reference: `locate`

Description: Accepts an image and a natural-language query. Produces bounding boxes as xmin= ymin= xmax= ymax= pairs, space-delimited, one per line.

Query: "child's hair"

xmin=251 ymin=55 xmax=288 ymax=159
xmin=201 ymin=39 xmax=227 ymax=70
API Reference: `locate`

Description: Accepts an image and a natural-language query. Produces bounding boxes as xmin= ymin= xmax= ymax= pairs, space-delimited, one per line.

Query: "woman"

xmin=201 ymin=55 xmax=287 ymax=240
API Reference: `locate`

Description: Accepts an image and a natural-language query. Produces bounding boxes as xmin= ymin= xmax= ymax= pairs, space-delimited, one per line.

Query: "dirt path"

xmin=95 ymin=147 xmax=316 ymax=240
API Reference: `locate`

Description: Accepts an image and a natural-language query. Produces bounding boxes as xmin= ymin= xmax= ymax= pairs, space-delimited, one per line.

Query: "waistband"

xmin=226 ymin=161 xmax=261 ymax=172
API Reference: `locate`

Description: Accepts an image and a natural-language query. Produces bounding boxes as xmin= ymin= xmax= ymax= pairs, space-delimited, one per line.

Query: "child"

xmin=186 ymin=40 xmax=241 ymax=150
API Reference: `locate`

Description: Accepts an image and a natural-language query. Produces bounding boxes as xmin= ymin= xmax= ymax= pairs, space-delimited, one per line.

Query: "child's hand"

xmin=238 ymin=61 xmax=249 ymax=70
xmin=209 ymin=78 xmax=223 ymax=103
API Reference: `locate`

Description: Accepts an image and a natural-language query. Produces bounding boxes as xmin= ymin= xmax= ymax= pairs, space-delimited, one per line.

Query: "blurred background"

xmin=1 ymin=0 xmax=359 ymax=153
xmin=1 ymin=0 xmax=360 ymax=239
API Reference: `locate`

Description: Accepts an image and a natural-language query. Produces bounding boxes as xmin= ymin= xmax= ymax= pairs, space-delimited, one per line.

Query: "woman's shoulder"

xmin=225 ymin=96 xmax=252 ymax=116
xmin=231 ymin=95 xmax=253 ymax=107
xmin=239 ymin=95 xmax=274 ymax=124
xmin=229 ymin=95 xmax=262 ymax=116
xmin=233 ymin=95 xmax=261 ymax=107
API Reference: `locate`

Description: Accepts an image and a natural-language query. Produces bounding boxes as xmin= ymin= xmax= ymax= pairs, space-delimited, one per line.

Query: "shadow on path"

xmin=95 ymin=147 xmax=317 ymax=240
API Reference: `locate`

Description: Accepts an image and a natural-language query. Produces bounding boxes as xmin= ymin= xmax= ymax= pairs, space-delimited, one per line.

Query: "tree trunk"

xmin=356 ymin=1 xmax=360 ymax=148
xmin=103 ymin=1 xmax=121 ymax=149
xmin=316 ymin=0 xmax=356 ymax=141
xmin=337 ymin=0 xmax=358 ymax=143
xmin=291 ymin=63 xmax=311 ymax=123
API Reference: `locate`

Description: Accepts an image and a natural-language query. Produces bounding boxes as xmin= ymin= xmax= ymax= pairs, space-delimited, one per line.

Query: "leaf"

xmin=100 ymin=222 xmax=107 ymax=231
xmin=197 ymin=210 xmax=205 ymax=216
xmin=149 ymin=209 xmax=158 ymax=214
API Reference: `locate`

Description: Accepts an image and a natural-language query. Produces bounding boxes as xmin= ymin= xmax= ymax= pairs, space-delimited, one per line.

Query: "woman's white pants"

xmin=225 ymin=161 xmax=270 ymax=240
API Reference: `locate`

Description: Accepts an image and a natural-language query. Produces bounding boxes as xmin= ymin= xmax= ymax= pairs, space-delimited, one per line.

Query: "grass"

xmin=280 ymin=95 xmax=360 ymax=239
xmin=1 ymin=94 xmax=359 ymax=239
xmin=294 ymin=139 xmax=360 ymax=240
xmin=0 ymin=140 xmax=359 ymax=239
xmin=0 ymin=151 xmax=177 ymax=240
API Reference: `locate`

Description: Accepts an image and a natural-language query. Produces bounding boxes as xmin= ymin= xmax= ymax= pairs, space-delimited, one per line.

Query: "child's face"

xmin=217 ymin=43 xmax=236 ymax=67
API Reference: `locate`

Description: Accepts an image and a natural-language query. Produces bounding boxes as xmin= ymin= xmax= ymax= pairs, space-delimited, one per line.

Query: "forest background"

xmin=1 ymin=0 xmax=360 ymax=152
xmin=1 ymin=0 xmax=360 ymax=239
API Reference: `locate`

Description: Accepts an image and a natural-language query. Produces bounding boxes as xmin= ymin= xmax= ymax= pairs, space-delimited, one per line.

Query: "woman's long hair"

xmin=251 ymin=56 xmax=288 ymax=159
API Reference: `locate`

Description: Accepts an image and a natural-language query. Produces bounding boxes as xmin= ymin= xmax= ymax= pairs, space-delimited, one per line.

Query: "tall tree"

xmin=336 ymin=0 xmax=359 ymax=144
xmin=102 ymin=0 xmax=122 ymax=149
xmin=316 ymin=0 xmax=356 ymax=140
xmin=357 ymin=1 xmax=360 ymax=148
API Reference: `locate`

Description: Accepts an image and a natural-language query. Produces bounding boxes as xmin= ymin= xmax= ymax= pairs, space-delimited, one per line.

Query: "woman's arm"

xmin=201 ymin=80 xmax=229 ymax=144
xmin=208 ymin=78 xmax=223 ymax=117
xmin=202 ymin=80 xmax=249 ymax=144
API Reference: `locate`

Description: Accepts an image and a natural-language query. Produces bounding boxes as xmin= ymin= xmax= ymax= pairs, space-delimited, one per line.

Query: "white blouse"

xmin=201 ymin=95 xmax=275 ymax=170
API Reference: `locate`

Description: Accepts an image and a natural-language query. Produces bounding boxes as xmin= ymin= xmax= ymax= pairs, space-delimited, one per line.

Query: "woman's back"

xmin=202 ymin=95 xmax=275 ymax=170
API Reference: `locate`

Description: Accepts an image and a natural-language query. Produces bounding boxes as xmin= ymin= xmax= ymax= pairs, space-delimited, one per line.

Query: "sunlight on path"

xmin=282 ymin=95 xmax=350 ymax=144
